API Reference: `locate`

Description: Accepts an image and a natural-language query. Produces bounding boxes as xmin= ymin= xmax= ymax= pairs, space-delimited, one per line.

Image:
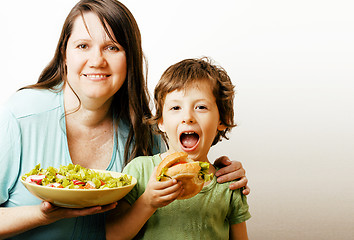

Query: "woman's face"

xmin=65 ymin=12 xmax=127 ymax=108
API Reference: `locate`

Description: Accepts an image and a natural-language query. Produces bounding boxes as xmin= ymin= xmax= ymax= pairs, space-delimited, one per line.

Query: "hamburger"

xmin=156 ymin=152 xmax=213 ymax=200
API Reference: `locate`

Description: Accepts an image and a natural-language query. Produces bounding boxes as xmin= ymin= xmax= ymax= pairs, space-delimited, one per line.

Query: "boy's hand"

xmin=214 ymin=156 xmax=250 ymax=195
xmin=142 ymin=167 xmax=184 ymax=209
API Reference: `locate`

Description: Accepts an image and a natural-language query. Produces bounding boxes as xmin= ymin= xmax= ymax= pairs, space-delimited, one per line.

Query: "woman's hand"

xmin=38 ymin=201 xmax=118 ymax=225
xmin=0 ymin=202 xmax=117 ymax=239
xmin=141 ymin=167 xmax=183 ymax=209
xmin=214 ymin=156 xmax=250 ymax=195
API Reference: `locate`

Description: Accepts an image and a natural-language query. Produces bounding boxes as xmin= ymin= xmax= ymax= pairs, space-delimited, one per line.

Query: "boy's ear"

xmin=158 ymin=119 xmax=166 ymax=132
xmin=217 ymin=121 xmax=227 ymax=131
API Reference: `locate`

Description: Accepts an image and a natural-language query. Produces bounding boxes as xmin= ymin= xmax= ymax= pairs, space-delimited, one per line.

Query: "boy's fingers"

xmin=158 ymin=184 xmax=184 ymax=205
xmin=157 ymin=180 xmax=182 ymax=195
xmin=152 ymin=178 xmax=177 ymax=189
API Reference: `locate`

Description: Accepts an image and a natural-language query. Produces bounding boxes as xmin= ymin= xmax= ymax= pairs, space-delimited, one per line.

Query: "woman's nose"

xmin=89 ymin=48 xmax=107 ymax=68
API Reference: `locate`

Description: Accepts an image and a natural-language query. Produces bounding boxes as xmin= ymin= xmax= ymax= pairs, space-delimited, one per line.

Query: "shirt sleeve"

xmin=122 ymin=156 xmax=156 ymax=206
xmin=123 ymin=160 xmax=139 ymax=205
xmin=0 ymin=106 xmax=22 ymax=204
xmin=227 ymin=188 xmax=252 ymax=225
xmin=122 ymin=157 xmax=145 ymax=206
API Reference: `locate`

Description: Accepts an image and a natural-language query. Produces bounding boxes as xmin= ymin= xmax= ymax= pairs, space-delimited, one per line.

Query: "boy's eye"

xmin=196 ymin=105 xmax=207 ymax=110
xmin=171 ymin=106 xmax=180 ymax=110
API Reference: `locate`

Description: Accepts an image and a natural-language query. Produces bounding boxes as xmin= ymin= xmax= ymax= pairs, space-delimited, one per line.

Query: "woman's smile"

xmin=82 ymin=74 xmax=111 ymax=79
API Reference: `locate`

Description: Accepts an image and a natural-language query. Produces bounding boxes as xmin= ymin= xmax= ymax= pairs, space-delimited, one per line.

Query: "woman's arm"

xmin=0 ymin=202 xmax=117 ymax=239
xmin=106 ymin=170 xmax=183 ymax=240
xmin=229 ymin=222 xmax=249 ymax=240
xmin=214 ymin=156 xmax=250 ymax=194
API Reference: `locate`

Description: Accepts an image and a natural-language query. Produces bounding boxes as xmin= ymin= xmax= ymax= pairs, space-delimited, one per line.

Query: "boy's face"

xmin=158 ymin=81 xmax=226 ymax=162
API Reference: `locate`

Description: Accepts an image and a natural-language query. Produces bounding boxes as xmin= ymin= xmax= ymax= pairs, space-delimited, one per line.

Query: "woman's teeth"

xmin=84 ymin=74 xmax=108 ymax=78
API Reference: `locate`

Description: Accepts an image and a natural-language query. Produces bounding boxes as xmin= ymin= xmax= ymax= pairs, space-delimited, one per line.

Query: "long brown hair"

xmin=22 ymin=0 xmax=154 ymax=165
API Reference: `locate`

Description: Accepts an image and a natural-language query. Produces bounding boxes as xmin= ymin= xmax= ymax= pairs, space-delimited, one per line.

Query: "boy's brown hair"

xmin=150 ymin=57 xmax=236 ymax=147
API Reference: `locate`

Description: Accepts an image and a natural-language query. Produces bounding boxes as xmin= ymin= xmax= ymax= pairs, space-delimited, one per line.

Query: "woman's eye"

xmin=107 ymin=45 xmax=119 ymax=51
xmin=77 ymin=44 xmax=88 ymax=49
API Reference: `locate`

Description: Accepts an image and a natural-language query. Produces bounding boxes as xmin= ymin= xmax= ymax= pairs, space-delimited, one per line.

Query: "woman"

xmin=0 ymin=0 xmax=249 ymax=239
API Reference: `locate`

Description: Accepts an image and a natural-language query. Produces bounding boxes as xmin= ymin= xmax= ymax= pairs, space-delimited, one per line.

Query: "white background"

xmin=1 ymin=1 xmax=353 ymax=239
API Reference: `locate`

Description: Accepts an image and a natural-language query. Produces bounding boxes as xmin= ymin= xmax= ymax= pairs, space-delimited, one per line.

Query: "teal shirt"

xmin=0 ymin=88 xmax=163 ymax=240
xmin=123 ymin=154 xmax=251 ymax=240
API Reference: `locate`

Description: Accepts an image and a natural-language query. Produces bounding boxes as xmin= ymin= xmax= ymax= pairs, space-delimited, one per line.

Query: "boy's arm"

xmin=105 ymin=198 xmax=155 ymax=240
xmin=106 ymin=169 xmax=183 ymax=240
xmin=229 ymin=222 xmax=249 ymax=240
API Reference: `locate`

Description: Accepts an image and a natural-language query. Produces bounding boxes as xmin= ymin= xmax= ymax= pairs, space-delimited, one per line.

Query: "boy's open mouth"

xmin=180 ymin=132 xmax=199 ymax=150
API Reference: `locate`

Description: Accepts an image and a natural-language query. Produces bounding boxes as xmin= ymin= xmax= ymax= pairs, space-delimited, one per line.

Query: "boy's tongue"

xmin=180 ymin=133 xmax=199 ymax=148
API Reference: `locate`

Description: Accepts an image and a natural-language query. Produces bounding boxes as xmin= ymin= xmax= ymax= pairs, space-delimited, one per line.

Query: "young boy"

xmin=106 ymin=57 xmax=251 ymax=240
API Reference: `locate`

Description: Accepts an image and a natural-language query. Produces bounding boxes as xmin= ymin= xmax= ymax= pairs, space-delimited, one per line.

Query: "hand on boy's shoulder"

xmin=213 ymin=156 xmax=250 ymax=194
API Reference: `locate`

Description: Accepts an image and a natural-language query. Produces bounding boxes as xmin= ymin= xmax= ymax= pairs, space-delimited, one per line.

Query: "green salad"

xmin=22 ymin=164 xmax=132 ymax=189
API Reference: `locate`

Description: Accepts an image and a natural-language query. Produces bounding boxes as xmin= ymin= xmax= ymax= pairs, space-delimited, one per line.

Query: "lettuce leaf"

xmin=199 ymin=162 xmax=213 ymax=182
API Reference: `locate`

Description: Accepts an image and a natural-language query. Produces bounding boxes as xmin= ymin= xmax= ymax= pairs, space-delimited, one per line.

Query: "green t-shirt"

xmin=123 ymin=154 xmax=251 ymax=240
